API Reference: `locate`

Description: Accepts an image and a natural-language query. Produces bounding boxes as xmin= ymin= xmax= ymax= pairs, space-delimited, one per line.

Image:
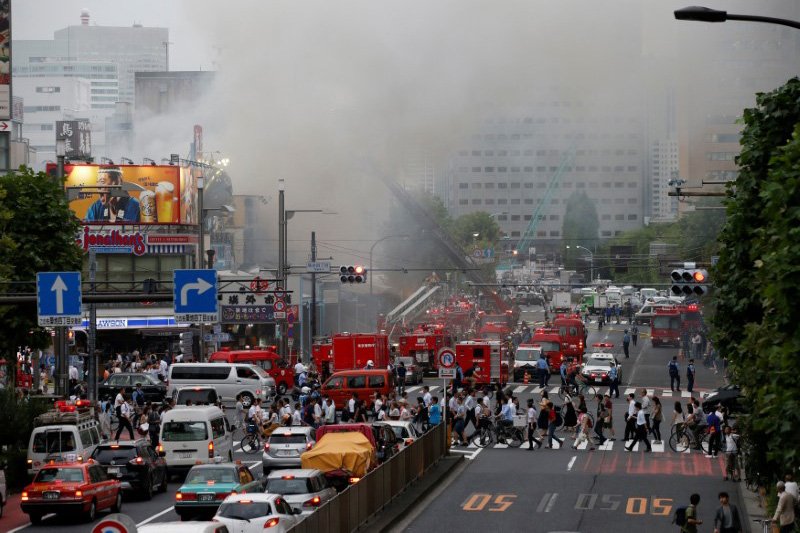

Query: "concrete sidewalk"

xmin=738 ymin=479 xmax=770 ymax=533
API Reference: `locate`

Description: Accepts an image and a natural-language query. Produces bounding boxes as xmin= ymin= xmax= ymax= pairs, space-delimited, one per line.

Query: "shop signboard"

xmin=220 ymin=304 xmax=299 ymax=324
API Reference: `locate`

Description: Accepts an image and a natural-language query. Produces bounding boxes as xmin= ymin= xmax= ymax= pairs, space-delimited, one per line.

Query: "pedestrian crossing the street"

xmin=454 ymin=438 xmax=686 ymax=453
xmin=408 ymin=383 xmax=711 ymax=399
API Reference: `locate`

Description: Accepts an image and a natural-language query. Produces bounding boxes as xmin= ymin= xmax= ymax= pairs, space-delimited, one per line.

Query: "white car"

xmin=214 ymin=493 xmax=302 ymax=532
xmin=580 ymin=352 xmax=622 ymax=384
xmin=139 ymin=522 xmax=229 ymax=533
xmin=381 ymin=420 xmax=421 ymax=447
xmin=264 ymin=469 xmax=337 ymax=515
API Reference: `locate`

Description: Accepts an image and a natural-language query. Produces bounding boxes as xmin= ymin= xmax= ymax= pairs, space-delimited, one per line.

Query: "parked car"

xmin=98 ymin=372 xmax=167 ymax=403
xmin=702 ymin=384 xmax=745 ymax=415
xmin=172 ymin=386 xmax=221 ymax=407
xmin=174 ymin=463 xmax=261 ymax=521
xmin=262 ymin=426 xmax=315 ymax=474
xmin=214 ymin=493 xmax=302 ymax=532
xmin=397 ymin=356 xmax=423 ymax=385
xmin=91 ymin=439 xmax=168 ymax=500
xmin=371 ymin=422 xmax=401 ymax=463
xmin=263 ymin=469 xmax=337 ymax=515
xmin=21 ymin=460 xmax=122 ymax=524
xmin=167 ymin=363 xmax=276 ymax=407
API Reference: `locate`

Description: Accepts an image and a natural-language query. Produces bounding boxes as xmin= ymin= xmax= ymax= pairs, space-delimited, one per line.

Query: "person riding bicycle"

xmin=463 ymin=364 xmax=482 ymax=391
xmin=499 ymin=398 xmax=515 ymax=432
xmin=566 ymin=364 xmax=582 ymax=395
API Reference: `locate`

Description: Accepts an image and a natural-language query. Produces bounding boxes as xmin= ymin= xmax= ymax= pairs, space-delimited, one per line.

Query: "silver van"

xmin=167 ymin=363 xmax=275 ymax=408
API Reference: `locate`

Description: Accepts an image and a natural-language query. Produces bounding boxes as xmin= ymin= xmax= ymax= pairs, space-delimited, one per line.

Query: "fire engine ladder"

xmin=397 ymin=285 xmax=441 ymax=324
xmin=380 ymin=176 xmax=508 ymax=313
xmin=385 ymin=285 xmax=429 ymax=324
xmin=506 ymin=144 xmax=576 ymax=268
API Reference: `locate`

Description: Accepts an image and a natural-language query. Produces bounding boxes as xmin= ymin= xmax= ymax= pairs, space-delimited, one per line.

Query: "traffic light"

xmin=340 ymin=265 xmax=367 ymax=283
xmin=670 ymin=269 xmax=709 ymax=296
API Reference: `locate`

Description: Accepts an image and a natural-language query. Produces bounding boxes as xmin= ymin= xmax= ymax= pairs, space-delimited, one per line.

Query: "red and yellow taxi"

xmin=21 ymin=460 xmax=122 ymax=524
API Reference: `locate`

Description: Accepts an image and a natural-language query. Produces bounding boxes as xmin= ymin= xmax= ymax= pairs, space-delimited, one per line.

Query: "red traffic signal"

xmin=340 ymin=265 xmax=367 ymax=283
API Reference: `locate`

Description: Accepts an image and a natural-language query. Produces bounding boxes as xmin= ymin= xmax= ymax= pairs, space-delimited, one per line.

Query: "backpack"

xmin=673 ymin=505 xmax=688 ymax=526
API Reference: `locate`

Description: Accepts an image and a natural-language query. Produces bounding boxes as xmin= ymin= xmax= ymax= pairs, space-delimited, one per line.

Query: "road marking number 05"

xmin=462 ymin=493 xmax=517 ymax=512
xmin=575 ymin=494 xmax=672 ymax=516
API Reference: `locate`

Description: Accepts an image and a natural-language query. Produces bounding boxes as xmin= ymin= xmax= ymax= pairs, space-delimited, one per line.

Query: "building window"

xmin=498 ymin=167 xmax=508 ymax=172
xmin=35 ymin=86 xmax=61 ymax=93
xmin=485 ymin=150 xmax=494 ymax=156
xmin=459 ymin=183 xmax=468 ymax=189
xmin=498 ymin=183 xmax=507 ymax=189
xmin=485 ymin=167 xmax=495 ymax=172
xmin=602 ymin=198 xmax=612 ymax=204
xmin=511 ymin=166 xmax=521 ymax=172
xmin=524 ymin=183 xmax=533 ymax=189
xmin=614 ymin=198 xmax=625 ymax=204
xmin=601 ymin=214 xmax=611 ymax=220
xmin=549 ymin=214 xmax=559 ymax=220
xmin=576 ymin=182 xmax=585 ymax=188
xmin=589 ymin=166 xmax=598 ymax=172
xmin=628 ymin=182 xmax=638 ymax=188
xmin=602 ymin=182 xmax=612 ymax=188
xmin=485 ymin=199 xmax=495 ymax=205
xmin=498 ymin=215 xmax=508 ymax=221
xmin=471 ymin=183 xmax=482 ymax=189
xmin=510 ymin=198 xmax=520 ymax=205
xmin=627 ymin=198 xmax=637 ymax=204
xmin=524 ymin=199 xmax=533 ymax=205
xmin=498 ymin=199 xmax=508 ymax=205
xmin=472 ymin=167 xmax=481 ymax=172
xmin=627 ymin=166 xmax=637 ymax=172
xmin=537 ymin=231 xmax=547 ymax=237
xmin=525 ymin=166 xmax=534 ymax=172
xmin=550 ymin=198 xmax=559 ymax=204
xmin=628 ymin=214 xmax=638 ymax=220
xmin=471 ymin=150 xmax=481 ymax=156
xmin=707 ymin=152 xmax=737 ymax=161
xmin=459 ymin=199 xmax=468 ymax=205
xmin=524 ymin=214 xmax=532 ymax=220
xmin=615 ymin=214 xmax=624 ymax=220
xmin=472 ymin=199 xmax=482 ymax=205
xmin=589 ymin=182 xmax=599 ymax=188
xmin=510 ymin=182 xmax=520 ymax=189
xmin=511 ymin=215 xmax=521 ymax=221
xmin=550 ymin=231 xmax=560 ymax=237
xmin=484 ymin=183 xmax=495 ymax=189
xmin=614 ymin=182 xmax=624 ymax=188
xmin=563 ymin=182 xmax=572 ymax=188
xmin=511 ymin=231 xmax=521 ymax=237
xmin=601 ymin=230 xmax=612 ymax=237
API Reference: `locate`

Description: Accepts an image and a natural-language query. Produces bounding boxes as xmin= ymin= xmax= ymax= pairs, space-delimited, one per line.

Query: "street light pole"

xmin=310 ymin=231 xmax=317 ymax=355
xmin=197 ymin=176 xmax=205 ymax=361
xmin=55 ymin=138 xmax=68 ymax=397
xmin=674 ymin=6 xmax=800 ymax=30
xmin=567 ymin=245 xmax=594 ymax=281
xmin=277 ymin=179 xmax=286 ymax=359
xmin=369 ymin=234 xmax=409 ymax=297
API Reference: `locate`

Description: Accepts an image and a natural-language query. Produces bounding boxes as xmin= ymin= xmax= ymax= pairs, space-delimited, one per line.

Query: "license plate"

xmin=276 ymin=450 xmax=296 ymax=457
xmin=179 ymin=452 xmax=193 ymax=459
xmin=43 ymin=491 xmax=59 ymax=500
xmin=198 ymin=493 xmax=214 ymax=502
xmin=107 ymin=467 xmax=120 ymax=474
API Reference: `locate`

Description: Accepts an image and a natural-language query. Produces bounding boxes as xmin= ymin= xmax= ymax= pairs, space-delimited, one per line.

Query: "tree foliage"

xmin=450 ymin=211 xmax=501 ymax=249
xmin=0 ymin=168 xmax=82 ymax=371
xmin=712 ymin=77 xmax=800 ymax=483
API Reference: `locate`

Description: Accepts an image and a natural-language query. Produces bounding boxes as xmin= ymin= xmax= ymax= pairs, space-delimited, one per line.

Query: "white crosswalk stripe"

xmin=513 ymin=385 xmax=528 ymax=394
xmin=405 ymin=386 xmax=421 ymax=393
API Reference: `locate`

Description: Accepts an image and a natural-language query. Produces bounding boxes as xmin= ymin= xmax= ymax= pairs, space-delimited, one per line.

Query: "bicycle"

xmin=240 ymin=423 xmax=263 ymax=454
xmin=753 ymin=519 xmax=773 ymax=533
xmin=471 ymin=416 xmax=524 ymax=448
xmin=668 ymin=423 xmax=711 ymax=454
xmin=558 ymin=379 xmax=596 ymax=402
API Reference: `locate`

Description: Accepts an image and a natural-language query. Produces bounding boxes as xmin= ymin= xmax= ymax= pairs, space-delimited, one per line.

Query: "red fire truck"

xmin=312 ymin=333 xmax=390 ymax=372
xmin=528 ymin=327 xmax=566 ymax=372
xmin=553 ymin=314 xmax=587 ymax=362
xmin=651 ymin=306 xmax=682 ymax=347
xmin=397 ymin=324 xmax=453 ymax=374
xmin=455 ymin=340 xmax=509 ymax=390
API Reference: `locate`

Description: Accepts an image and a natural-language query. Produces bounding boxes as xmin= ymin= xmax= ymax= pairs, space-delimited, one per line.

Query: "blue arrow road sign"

xmin=37 ymin=272 xmax=82 ymax=327
xmin=174 ymin=269 xmax=218 ymax=323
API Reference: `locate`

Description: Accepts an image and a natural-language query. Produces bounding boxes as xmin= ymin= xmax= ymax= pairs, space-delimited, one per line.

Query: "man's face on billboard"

xmin=96 ymin=170 xmax=121 ymax=204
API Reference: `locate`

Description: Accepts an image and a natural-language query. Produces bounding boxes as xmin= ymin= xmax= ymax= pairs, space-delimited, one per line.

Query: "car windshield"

xmin=34 ymin=467 xmax=84 ymax=483
xmin=187 ymin=467 xmax=237 ymax=484
xmin=515 ymin=349 xmax=540 ymax=361
xmin=162 ymin=421 xmax=208 ymax=441
xmin=269 ymin=434 xmax=307 ymax=445
xmin=586 ymin=357 xmax=612 ymax=366
xmin=653 ymin=317 xmax=680 ymax=329
xmin=389 ymin=426 xmax=408 ymax=439
xmin=251 ymin=366 xmax=269 ymax=379
xmin=218 ymin=501 xmax=273 ymax=520
xmin=32 ymin=431 xmax=76 ymax=454
xmin=131 ymin=374 xmax=159 ymax=386
xmin=176 ymin=389 xmax=218 ymax=405
xmin=92 ymin=446 xmax=137 ymax=463
xmin=534 ymin=341 xmax=560 ymax=352
xmin=266 ymin=478 xmax=314 ymax=494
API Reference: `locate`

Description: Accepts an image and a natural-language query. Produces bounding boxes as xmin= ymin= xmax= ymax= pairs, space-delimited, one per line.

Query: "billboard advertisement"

xmin=55 ymin=164 xmax=198 ymax=225
xmin=56 ymin=120 xmax=92 ymax=159
xmin=0 ymin=0 xmax=9 ymax=120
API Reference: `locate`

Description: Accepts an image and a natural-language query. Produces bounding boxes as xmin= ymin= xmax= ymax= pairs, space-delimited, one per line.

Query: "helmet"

xmin=367 ymin=360 xmax=374 ymax=367
xmin=301 ymin=386 xmax=311 ymax=394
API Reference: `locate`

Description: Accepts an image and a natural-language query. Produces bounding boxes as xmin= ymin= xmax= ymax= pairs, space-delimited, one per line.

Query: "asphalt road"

xmin=400 ymin=309 xmax=734 ymax=533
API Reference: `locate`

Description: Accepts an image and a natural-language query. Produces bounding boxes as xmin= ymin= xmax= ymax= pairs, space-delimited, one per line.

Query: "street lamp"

xmin=369 ymin=234 xmax=410 ymax=296
xmin=674 ymin=6 xmax=800 ymax=30
xmin=567 ymin=245 xmax=594 ymax=281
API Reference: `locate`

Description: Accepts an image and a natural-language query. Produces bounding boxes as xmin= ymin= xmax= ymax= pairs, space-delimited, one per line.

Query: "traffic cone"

xmin=524 ymin=371 xmax=530 ymax=384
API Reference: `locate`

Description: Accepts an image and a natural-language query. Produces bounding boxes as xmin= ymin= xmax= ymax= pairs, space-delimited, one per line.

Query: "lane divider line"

xmin=567 ymin=455 xmax=577 ymax=471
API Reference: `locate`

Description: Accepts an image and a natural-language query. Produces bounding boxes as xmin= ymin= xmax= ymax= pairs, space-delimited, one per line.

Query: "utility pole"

xmin=310 ymin=231 xmax=317 ymax=362
xmin=197 ymin=176 xmax=205 ymax=361
xmin=277 ymin=179 xmax=286 ymax=358
xmin=56 ymin=139 xmax=68 ymax=397
xmin=88 ymin=249 xmax=97 ymax=401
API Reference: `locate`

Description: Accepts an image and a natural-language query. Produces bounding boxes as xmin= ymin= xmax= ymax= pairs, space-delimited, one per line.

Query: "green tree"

xmin=451 ymin=211 xmax=501 ymax=249
xmin=0 ymin=167 xmax=82 ymax=383
xmin=712 ymin=77 xmax=800 ymax=484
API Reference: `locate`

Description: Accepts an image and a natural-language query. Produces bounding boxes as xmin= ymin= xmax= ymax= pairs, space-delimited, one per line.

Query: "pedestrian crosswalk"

xmin=406 ymin=383 xmax=711 ymax=399
xmin=456 ymin=438 xmax=683 ymax=453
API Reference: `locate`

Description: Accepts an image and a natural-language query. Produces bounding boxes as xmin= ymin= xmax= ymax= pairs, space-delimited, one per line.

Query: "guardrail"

xmin=289 ymin=422 xmax=447 ymax=532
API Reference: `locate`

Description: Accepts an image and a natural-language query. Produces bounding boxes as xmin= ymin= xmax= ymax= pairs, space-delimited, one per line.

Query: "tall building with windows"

xmin=649 ymin=139 xmax=679 ymax=222
xmin=13 ymin=9 xmax=168 ymax=164
xmin=447 ymin=99 xmax=646 ymax=252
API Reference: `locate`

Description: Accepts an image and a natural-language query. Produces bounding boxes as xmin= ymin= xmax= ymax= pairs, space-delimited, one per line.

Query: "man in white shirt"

xmin=348 ymin=393 xmax=358 ymax=416
xmin=639 ymin=388 xmax=651 ymax=428
xmin=68 ymin=365 xmax=79 ymax=381
xmin=313 ymin=401 xmax=324 ymax=427
xmin=422 ymin=386 xmax=432 ymax=408
xmin=291 ymin=404 xmax=302 ymax=426
xmin=159 ymin=358 xmax=169 ymax=380
xmin=115 ymin=398 xmax=135 ymax=440
xmin=785 ymin=474 xmax=799 ymax=502
xmin=374 ymin=394 xmax=384 ymax=419
xmin=324 ymin=397 xmax=336 ymax=424
xmin=294 ymin=362 xmax=306 ymax=386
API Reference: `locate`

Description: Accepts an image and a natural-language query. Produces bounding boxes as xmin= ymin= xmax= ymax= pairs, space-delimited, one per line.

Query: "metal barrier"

xmin=289 ymin=422 xmax=447 ymax=533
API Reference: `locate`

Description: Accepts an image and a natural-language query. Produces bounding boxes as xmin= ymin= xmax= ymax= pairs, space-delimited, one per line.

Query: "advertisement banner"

xmin=56 ymin=120 xmax=92 ymax=159
xmin=0 ymin=0 xmax=10 ymax=121
xmin=221 ymin=304 xmax=299 ymax=324
xmin=76 ymin=227 xmax=197 ymax=255
xmin=56 ymin=164 xmax=197 ymax=225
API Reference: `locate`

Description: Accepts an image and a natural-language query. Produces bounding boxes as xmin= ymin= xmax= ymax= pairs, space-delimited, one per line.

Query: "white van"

xmin=27 ymin=407 xmax=102 ymax=475
xmin=159 ymin=405 xmax=234 ymax=475
xmin=167 ymin=363 xmax=276 ymax=408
